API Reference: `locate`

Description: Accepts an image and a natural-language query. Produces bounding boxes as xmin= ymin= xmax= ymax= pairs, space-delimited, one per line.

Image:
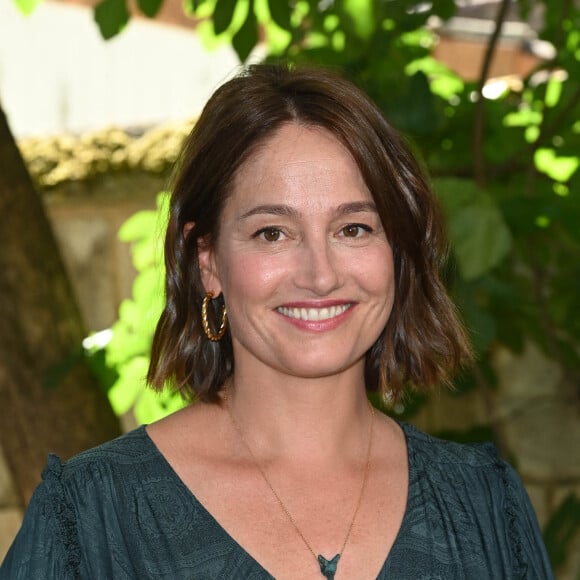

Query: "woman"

xmin=1 ymin=64 xmax=552 ymax=579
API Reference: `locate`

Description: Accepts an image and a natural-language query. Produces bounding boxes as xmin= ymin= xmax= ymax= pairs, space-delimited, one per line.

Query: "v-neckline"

xmin=141 ymin=421 xmax=413 ymax=579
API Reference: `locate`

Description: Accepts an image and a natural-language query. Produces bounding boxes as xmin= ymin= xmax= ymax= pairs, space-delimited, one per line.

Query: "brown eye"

xmin=342 ymin=225 xmax=361 ymax=237
xmin=262 ymin=228 xmax=281 ymax=242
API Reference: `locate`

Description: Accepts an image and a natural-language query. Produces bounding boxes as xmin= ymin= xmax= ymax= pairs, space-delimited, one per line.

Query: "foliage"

xmin=19 ymin=123 xmax=193 ymax=188
xmin=91 ymin=0 xmax=579 ymax=423
xmin=104 ymin=192 xmax=186 ymax=424
xmin=166 ymin=0 xmax=580 ymax=412
xmin=543 ymin=492 xmax=580 ymax=570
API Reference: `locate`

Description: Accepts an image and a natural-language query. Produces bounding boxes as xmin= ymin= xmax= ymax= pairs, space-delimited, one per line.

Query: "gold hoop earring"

xmin=201 ymin=292 xmax=228 ymax=341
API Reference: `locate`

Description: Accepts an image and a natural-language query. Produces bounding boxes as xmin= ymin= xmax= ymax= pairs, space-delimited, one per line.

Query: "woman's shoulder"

xmin=392 ymin=421 xmax=553 ymax=579
xmin=396 ymin=420 xmax=527 ymax=514
xmin=46 ymin=426 xmax=157 ymax=486
xmin=61 ymin=425 xmax=154 ymax=469
xmin=0 ymin=427 xmax=164 ymax=580
xmin=36 ymin=425 xmax=172 ymax=509
xmin=398 ymin=420 xmax=500 ymax=468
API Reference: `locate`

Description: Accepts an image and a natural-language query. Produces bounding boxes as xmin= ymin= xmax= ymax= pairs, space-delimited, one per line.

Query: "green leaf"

xmin=432 ymin=0 xmax=456 ymax=21
xmin=106 ymin=297 xmax=153 ymax=366
xmin=213 ymin=0 xmax=237 ymax=34
xmin=434 ymin=178 xmax=512 ymax=280
xmin=137 ymin=0 xmax=163 ymax=17
xmin=268 ymin=0 xmax=291 ymax=29
xmin=131 ymin=236 xmax=163 ymax=272
xmin=461 ymin=292 xmax=497 ymax=353
xmin=119 ymin=210 xmax=158 ymax=243
xmin=406 ymin=57 xmax=464 ymax=100
xmin=389 ymin=71 xmax=438 ymax=135
xmin=94 ymin=0 xmax=130 ymax=40
xmin=132 ymin=269 xmax=164 ymax=323
xmin=107 ymin=356 xmax=149 ymax=415
xmin=84 ymin=347 xmax=119 ymax=394
xmin=343 ymin=0 xmax=375 ymax=39
xmin=503 ymin=108 xmax=542 ymax=127
xmin=134 ymin=389 xmax=186 ymax=424
xmin=232 ymin=4 xmax=259 ymax=62
xmin=535 ymin=148 xmax=579 ymax=182
xmin=183 ymin=0 xmax=208 ymax=13
xmin=156 ymin=191 xmax=171 ymax=219
xmin=13 ymin=0 xmax=42 ymax=16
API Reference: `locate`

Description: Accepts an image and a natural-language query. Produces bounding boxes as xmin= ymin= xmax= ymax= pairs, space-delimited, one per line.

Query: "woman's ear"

xmin=183 ymin=222 xmax=195 ymax=239
xmin=197 ymin=233 xmax=223 ymax=297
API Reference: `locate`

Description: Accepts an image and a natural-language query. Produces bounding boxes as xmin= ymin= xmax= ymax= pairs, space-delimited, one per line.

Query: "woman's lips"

xmin=274 ymin=302 xmax=356 ymax=331
xmin=276 ymin=303 xmax=352 ymax=322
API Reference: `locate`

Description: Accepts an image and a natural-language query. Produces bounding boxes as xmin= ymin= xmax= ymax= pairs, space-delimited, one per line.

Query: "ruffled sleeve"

xmin=496 ymin=459 xmax=554 ymax=580
xmin=0 ymin=455 xmax=80 ymax=580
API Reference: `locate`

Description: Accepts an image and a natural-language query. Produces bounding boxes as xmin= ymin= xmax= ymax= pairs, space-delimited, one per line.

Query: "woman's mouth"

xmin=276 ymin=304 xmax=352 ymax=322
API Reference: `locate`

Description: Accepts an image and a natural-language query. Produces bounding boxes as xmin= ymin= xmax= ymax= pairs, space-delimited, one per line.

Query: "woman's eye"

xmin=255 ymin=227 xmax=283 ymax=242
xmin=341 ymin=224 xmax=371 ymax=238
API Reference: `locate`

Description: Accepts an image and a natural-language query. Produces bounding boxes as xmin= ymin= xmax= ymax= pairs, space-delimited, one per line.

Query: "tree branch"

xmin=472 ymin=0 xmax=511 ymax=187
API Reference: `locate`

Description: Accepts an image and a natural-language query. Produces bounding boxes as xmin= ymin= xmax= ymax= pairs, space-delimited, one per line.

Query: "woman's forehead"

xmin=226 ymin=124 xmax=370 ymax=210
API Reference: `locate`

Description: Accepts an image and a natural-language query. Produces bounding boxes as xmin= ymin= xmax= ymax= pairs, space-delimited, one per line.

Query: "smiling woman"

xmin=1 ymin=64 xmax=553 ymax=580
xmin=196 ymin=123 xmax=395 ymax=384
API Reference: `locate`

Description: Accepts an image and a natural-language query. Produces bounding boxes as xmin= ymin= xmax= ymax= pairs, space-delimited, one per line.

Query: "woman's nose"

xmin=294 ymin=237 xmax=341 ymax=295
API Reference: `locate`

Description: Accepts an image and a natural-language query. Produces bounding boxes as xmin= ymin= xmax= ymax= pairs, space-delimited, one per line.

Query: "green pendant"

xmin=317 ymin=554 xmax=340 ymax=579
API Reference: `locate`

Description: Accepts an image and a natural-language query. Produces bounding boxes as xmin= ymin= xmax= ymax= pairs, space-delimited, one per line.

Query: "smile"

xmin=276 ymin=304 xmax=352 ymax=321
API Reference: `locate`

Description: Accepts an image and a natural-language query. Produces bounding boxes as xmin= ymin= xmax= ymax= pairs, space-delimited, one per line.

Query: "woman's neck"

xmin=223 ymin=366 xmax=372 ymax=464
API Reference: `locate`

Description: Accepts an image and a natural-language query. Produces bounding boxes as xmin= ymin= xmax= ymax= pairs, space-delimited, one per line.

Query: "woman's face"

xmin=199 ymin=123 xmax=395 ymax=382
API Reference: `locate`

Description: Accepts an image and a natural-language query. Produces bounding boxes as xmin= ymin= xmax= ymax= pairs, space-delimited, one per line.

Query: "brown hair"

xmin=147 ymin=62 xmax=472 ymax=403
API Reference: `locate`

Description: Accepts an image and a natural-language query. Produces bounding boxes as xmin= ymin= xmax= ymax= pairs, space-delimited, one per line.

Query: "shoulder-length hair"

xmin=147 ymin=62 xmax=472 ymax=404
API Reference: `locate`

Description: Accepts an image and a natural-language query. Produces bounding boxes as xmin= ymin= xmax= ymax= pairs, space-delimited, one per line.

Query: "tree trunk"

xmin=0 ymin=103 xmax=121 ymax=506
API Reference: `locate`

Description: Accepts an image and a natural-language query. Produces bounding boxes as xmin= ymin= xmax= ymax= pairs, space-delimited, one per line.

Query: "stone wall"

xmin=412 ymin=342 xmax=580 ymax=578
xmin=1 ymin=125 xmax=578 ymax=577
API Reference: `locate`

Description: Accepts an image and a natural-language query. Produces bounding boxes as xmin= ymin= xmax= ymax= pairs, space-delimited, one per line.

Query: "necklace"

xmin=223 ymin=389 xmax=375 ymax=580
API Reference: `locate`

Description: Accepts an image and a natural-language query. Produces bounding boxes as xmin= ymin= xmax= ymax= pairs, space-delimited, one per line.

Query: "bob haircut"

xmin=147 ymin=62 xmax=472 ymax=403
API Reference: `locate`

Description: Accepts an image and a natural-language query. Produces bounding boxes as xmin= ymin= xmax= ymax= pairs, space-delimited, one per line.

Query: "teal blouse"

xmin=1 ymin=422 xmax=553 ymax=579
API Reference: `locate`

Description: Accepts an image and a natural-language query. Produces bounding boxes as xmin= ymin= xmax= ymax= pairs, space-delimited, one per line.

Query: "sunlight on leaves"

xmin=135 ymin=389 xmax=186 ymax=424
xmin=108 ymin=357 xmax=149 ymax=415
xmin=406 ymin=57 xmax=464 ymax=99
xmin=13 ymin=0 xmax=42 ymax=16
xmin=545 ymin=77 xmax=563 ymax=108
xmin=503 ymin=108 xmax=542 ymax=127
xmin=213 ymin=0 xmax=237 ymax=35
xmin=104 ymin=192 xmax=177 ymax=424
xmin=400 ymin=28 xmax=436 ymax=50
xmin=535 ymin=149 xmax=579 ymax=182
xmin=343 ymin=0 xmax=375 ymax=39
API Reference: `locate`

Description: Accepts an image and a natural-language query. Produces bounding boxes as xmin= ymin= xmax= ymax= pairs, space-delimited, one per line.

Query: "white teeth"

xmin=277 ymin=304 xmax=350 ymax=321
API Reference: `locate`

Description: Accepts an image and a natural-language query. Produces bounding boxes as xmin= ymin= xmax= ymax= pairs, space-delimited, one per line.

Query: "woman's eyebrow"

xmin=239 ymin=204 xmax=299 ymax=220
xmin=335 ymin=201 xmax=378 ymax=215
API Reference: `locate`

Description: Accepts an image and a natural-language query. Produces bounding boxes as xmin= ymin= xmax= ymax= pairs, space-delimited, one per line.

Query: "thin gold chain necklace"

xmin=223 ymin=388 xmax=375 ymax=580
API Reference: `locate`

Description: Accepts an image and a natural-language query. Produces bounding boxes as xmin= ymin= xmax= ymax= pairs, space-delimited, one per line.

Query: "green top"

xmin=1 ymin=422 xmax=553 ymax=579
